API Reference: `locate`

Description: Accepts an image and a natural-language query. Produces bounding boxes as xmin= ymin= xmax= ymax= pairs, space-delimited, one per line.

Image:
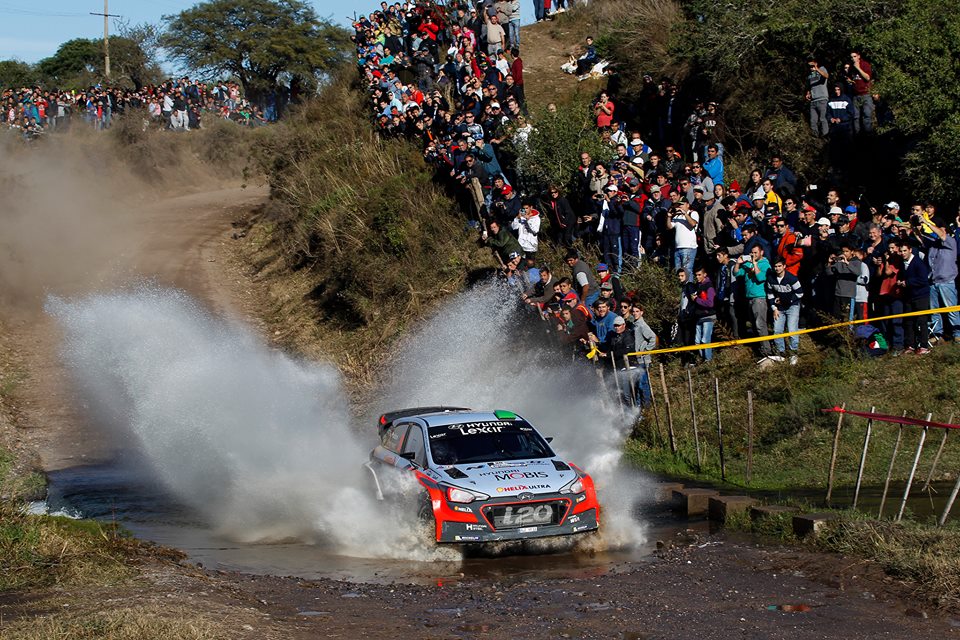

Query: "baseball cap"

xmin=596 ymin=263 xmax=609 ymax=272
xmin=829 ymin=206 xmax=843 ymax=215
xmin=885 ymin=201 xmax=900 ymax=210
xmin=562 ymin=292 xmax=578 ymax=302
xmin=612 ymin=316 xmax=626 ymax=326
xmin=490 ymin=101 xmax=501 ymax=109
xmin=752 ymin=188 xmax=765 ymax=200
xmin=507 ymin=252 xmax=521 ymax=261
xmin=817 ymin=217 xmax=831 ymax=226
xmin=606 ymin=183 xmax=619 ymax=192
xmin=630 ymin=139 xmax=642 ymax=146
xmin=601 ymin=282 xmax=614 ymax=291
xmin=729 ymin=180 xmax=741 ymax=191
xmin=501 ymin=185 xmax=513 ymax=196
xmin=693 ymin=184 xmax=704 ymax=192
xmin=844 ymin=205 xmax=858 ymax=214
xmin=649 ymin=185 xmax=661 ymax=194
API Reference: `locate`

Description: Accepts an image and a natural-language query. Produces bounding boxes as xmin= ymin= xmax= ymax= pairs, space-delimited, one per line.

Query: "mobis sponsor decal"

xmin=478 ymin=470 xmax=550 ymax=479
xmin=496 ymin=484 xmax=550 ymax=493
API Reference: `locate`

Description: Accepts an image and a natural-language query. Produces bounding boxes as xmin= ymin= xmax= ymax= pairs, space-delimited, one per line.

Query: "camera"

xmin=910 ymin=214 xmax=922 ymax=226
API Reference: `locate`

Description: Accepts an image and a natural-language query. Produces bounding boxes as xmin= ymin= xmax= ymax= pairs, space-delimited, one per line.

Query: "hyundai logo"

xmin=517 ymin=492 xmax=534 ymax=501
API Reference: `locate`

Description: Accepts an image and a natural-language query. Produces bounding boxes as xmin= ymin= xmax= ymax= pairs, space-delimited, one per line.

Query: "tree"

xmin=0 ymin=60 xmax=37 ymax=88
xmin=160 ymin=0 xmax=350 ymax=103
xmin=36 ymin=36 xmax=159 ymax=89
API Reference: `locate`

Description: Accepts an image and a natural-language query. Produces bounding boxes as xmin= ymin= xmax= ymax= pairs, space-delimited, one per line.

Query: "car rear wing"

xmin=377 ymin=406 xmax=471 ymax=438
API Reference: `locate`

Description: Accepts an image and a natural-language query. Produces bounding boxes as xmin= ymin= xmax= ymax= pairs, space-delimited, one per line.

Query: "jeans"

xmin=695 ymin=317 xmax=715 ymax=360
xmin=809 ymin=100 xmax=829 ymax=137
xmin=533 ymin=0 xmax=545 ymax=20
xmin=674 ymin=247 xmax=696 ymax=281
xmin=929 ymin=281 xmax=959 ymax=337
xmin=904 ymin=295 xmax=931 ymax=349
xmin=748 ymin=297 xmax=772 ymax=356
xmin=881 ymin=298 xmax=904 ymax=349
xmin=853 ymin=94 xmax=874 ymax=134
xmin=635 ymin=365 xmax=652 ymax=407
xmin=508 ymin=21 xmax=520 ymax=48
xmin=601 ymin=233 xmax=622 ymax=274
xmin=773 ymin=305 xmax=800 ymax=353
xmin=621 ymin=226 xmax=641 ymax=267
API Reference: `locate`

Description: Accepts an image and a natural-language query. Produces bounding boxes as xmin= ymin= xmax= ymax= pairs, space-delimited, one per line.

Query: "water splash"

xmin=47 ymin=286 xmax=456 ymax=561
xmin=47 ymin=281 xmax=647 ymax=559
xmin=378 ymin=282 xmax=651 ymax=549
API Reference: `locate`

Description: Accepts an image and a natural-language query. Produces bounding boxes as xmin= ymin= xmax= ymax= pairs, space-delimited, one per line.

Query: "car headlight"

xmin=445 ymin=486 xmax=489 ymax=503
xmin=561 ymin=477 xmax=585 ymax=494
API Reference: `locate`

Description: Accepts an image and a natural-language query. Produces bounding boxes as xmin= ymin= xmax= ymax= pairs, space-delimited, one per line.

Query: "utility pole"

xmin=90 ymin=1 xmax=121 ymax=79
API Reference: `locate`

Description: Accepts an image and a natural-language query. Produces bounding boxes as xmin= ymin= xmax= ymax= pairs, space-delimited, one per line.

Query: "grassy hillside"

xmin=627 ymin=338 xmax=960 ymax=494
xmin=239 ymin=74 xmax=493 ymax=385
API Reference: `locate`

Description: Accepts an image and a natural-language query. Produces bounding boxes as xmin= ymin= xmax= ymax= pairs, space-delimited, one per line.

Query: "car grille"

xmin=482 ymin=499 xmax=570 ymax=530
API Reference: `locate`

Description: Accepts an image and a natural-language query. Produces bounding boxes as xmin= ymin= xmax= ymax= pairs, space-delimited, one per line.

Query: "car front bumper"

xmin=439 ymin=506 xmax=599 ymax=543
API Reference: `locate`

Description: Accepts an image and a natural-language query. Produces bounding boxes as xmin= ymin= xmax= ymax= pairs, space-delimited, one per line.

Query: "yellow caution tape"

xmin=626 ymin=304 xmax=960 ymax=358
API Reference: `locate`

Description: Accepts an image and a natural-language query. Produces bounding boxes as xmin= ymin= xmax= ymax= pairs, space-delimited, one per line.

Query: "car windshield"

xmin=427 ymin=420 xmax=554 ymax=465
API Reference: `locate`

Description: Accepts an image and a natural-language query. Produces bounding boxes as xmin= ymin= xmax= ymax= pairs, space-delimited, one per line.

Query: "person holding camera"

xmin=806 ymin=57 xmax=830 ymax=137
xmin=829 ymin=242 xmax=863 ymax=321
xmin=666 ymin=200 xmax=700 ymax=280
xmin=734 ymin=245 xmax=774 ymax=360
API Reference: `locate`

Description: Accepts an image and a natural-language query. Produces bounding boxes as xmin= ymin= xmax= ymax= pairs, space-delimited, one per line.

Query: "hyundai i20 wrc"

xmin=364 ymin=407 xmax=600 ymax=543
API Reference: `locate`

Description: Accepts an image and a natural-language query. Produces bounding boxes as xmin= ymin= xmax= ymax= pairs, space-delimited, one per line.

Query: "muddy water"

xmin=45 ymin=460 xmax=690 ymax=585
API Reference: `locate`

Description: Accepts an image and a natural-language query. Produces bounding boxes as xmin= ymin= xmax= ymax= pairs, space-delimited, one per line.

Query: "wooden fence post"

xmin=609 ymin=353 xmax=625 ymax=418
xmin=878 ymin=411 xmax=906 ymax=519
xmin=659 ymin=363 xmax=677 ymax=455
xmin=897 ymin=413 xmax=932 ymax=522
xmin=687 ymin=368 xmax=702 ymax=471
xmin=714 ymin=377 xmax=725 ymax=482
xmin=746 ymin=390 xmax=754 ymax=486
xmin=922 ymin=412 xmax=952 ymax=493
xmin=852 ymin=407 xmax=875 ymax=511
xmin=826 ymin=403 xmax=846 ymax=507
xmin=647 ymin=366 xmax=665 ymax=447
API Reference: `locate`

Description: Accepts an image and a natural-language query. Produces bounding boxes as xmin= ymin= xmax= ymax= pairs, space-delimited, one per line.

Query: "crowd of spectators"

xmin=356 ymin=1 xmax=957 ymax=405
xmin=2 ymin=77 xmax=276 ymax=139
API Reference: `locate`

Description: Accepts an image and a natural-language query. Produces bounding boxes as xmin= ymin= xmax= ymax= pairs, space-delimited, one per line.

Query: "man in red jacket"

xmin=774 ymin=217 xmax=803 ymax=276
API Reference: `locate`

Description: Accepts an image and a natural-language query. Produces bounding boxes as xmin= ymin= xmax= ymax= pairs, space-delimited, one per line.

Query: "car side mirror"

xmin=546 ymin=437 xmax=554 ymax=443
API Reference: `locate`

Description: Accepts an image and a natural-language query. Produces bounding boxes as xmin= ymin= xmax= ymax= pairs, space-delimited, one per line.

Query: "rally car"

xmin=364 ymin=407 xmax=600 ymax=543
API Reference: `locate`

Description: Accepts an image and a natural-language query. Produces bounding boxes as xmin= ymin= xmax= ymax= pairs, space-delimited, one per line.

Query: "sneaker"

xmin=917 ymin=347 xmax=931 ymax=355
xmin=891 ymin=350 xmax=903 ymax=357
xmin=904 ymin=347 xmax=916 ymax=354
xmin=789 ymin=355 xmax=798 ymax=366
xmin=767 ymin=355 xmax=785 ymax=362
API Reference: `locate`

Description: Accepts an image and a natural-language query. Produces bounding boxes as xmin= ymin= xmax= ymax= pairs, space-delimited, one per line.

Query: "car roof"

xmin=418 ymin=410 xmax=523 ymax=428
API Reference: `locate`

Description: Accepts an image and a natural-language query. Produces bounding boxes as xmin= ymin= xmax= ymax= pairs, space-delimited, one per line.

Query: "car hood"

xmin=438 ymin=458 xmax=578 ymax=497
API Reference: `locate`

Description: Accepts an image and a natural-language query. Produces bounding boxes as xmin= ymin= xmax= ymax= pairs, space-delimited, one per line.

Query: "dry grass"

xmin=819 ymin=518 xmax=960 ymax=609
xmin=240 ymin=73 xmax=493 ymax=386
xmin=0 ymin=604 xmax=222 ymax=640
xmin=0 ymin=498 xmax=140 ymax=592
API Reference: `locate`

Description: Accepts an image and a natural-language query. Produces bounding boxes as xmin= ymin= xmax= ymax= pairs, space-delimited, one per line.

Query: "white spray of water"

xmin=379 ymin=283 xmax=652 ymax=549
xmin=48 ymin=282 xmax=649 ymax=560
xmin=47 ymin=286 xmax=457 ymax=561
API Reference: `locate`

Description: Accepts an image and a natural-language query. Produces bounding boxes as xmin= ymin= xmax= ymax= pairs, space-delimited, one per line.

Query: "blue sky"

xmin=0 ymin=1 xmax=538 ymax=64
xmin=0 ymin=1 xmax=372 ymax=63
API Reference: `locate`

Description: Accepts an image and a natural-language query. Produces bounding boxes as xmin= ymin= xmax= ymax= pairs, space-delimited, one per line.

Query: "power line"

xmin=0 ymin=3 xmax=88 ymax=17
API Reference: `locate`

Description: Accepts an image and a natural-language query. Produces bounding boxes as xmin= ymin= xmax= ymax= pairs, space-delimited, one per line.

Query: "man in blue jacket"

xmin=920 ymin=217 xmax=959 ymax=341
xmin=898 ymin=240 xmax=932 ymax=353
